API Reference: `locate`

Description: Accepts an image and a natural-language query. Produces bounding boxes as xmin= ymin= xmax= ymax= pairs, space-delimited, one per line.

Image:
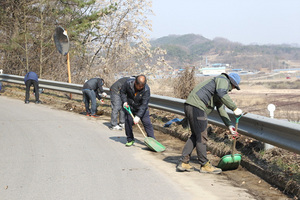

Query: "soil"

xmin=1 ymin=82 xmax=299 ymax=200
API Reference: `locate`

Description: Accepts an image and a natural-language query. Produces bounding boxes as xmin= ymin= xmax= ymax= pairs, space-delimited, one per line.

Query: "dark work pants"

xmin=82 ymin=89 xmax=97 ymax=115
xmin=25 ymin=80 xmax=39 ymax=102
xmin=124 ymin=109 xmax=155 ymax=142
xmin=181 ymin=104 xmax=209 ymax=166
xmin=110 ymin=91 xmax=125 ymax=126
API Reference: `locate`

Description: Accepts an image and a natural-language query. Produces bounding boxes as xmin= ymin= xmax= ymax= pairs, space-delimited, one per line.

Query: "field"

xmin=1 ymin=73 xmax=300 ymax=199
xmin=149 ymin=74 xmax=300 ymax=123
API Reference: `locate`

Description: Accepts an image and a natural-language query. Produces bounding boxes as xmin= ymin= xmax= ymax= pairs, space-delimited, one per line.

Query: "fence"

xmin=1 ymin=74 xmax=299 ymax=154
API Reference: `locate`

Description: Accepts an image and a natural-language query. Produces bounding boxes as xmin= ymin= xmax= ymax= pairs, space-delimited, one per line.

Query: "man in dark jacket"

xmin=120 ymin=75 xmax=154 ymax=146
xmin=176 ymin=73 xmax=243 ymax=174
xmin=110 ymin=77 xmax=133 ymax=130
xmin=82 ymin=78 xmax=107 ymax=118
xmin=24 ymin=71 xmax=41 ymax=104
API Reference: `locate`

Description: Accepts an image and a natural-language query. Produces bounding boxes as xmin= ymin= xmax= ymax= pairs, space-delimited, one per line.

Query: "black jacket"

xmin=120 ymin=79 xmax=150 ymax=118
xmin=110 ymin=77 xmax=131 ymax=94
xmin=83 ymin=78 xmax=104 ymax=100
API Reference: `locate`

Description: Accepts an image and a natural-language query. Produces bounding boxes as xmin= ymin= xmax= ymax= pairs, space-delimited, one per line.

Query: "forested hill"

xmin=150 ymin=34 xmax=300 ymax=70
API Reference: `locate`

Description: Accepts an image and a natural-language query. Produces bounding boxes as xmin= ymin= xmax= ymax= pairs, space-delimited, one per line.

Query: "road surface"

xmin=0 ymin=96 xmax=255 ymax=200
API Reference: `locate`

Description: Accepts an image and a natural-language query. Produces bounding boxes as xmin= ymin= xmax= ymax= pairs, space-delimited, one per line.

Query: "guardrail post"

xmin=265 ymin=104 xmax=276 ymax=151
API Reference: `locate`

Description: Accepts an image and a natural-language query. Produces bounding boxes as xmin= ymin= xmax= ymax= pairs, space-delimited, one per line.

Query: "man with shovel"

xmin=176 ymin=73 xmax=242 ymax=174
xmin=120 ymin=75 xmax=155 ymax=147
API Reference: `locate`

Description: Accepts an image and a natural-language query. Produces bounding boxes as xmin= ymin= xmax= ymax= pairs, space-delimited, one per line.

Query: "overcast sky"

xmin=148 ymin=0 xmax=300 ymax=45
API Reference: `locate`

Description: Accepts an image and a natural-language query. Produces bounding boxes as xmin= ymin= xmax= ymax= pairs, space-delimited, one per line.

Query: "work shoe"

xmin=125 ymin=141 xmax=135 ymax=147
xmin=200 ymin=161 xmax=222 ymax=174
xmin=91 ymin=114 xmax=100 ymax=118
xmin=111 ymin=125 xmax=122 ymax=130
xmin=25 ymin=100 xmax=29 ymax=104
xmin=176 ymin=161 xmax=194 ymax=172
xmin=86 ymin=112 xmax=91 ymax=116
xmin=119 ymin=123 xmax=125 ymax=129
xmin=35 ymin=100 xmax=42 ymax=104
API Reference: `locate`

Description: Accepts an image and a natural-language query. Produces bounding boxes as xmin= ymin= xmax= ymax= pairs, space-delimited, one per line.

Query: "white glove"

xmin=229 ymin=125 xmax=239 ymax=138
xmin=233 ymin=108 xmax=243 ymax=116
xmin=123 ymin=102 xmax=128 ymax=108
xmin=133 ymin=116 xmax=140 ymax=124
xmin=101 ymin=92 xmax=107 ymax=97
xmin=100 ymin=99 xmax=104 ymax=104
xmin=229 ymin=125 xmax=236 ymax=135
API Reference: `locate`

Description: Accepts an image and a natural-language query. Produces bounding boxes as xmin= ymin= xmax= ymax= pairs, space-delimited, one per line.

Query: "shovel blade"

xmin=144 ymin=137 xmax=166 ymax=152
xmin=217 ymin=154 xmax=242 ymax=171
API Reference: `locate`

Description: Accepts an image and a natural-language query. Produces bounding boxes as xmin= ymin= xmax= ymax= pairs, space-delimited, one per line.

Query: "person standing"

xmin=24 ymin=71 xmax=41 ymax=104
xmin=110 ymin=77 xmax=133 ymax=130
xmin=176 ymin=73 xmax=242 ymax=174
xmin=82 ymin=78 xmax=107 ymax=118
xmin=120 ymin=75 xmax=155 ymax=146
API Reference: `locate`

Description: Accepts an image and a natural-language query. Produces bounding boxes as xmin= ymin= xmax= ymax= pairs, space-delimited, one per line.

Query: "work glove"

xmin=123 ymin=102 xmax=128 ymax=108
xmin=133 ymin=116 xmax=140 ymax=124
xmin=100 ymin=99 xmax=104 ymax=104
xmin=233 ymin=108 xmax=243 ymax=116
xmin=101 ymin=92 xmax=107 ymax=97
xmin=229 ymin=125 xmax=239 ymax=139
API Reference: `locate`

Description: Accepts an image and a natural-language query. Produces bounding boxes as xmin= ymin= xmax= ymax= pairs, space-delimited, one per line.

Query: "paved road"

xmin=0 ymin=96 xmax=255 ymax=200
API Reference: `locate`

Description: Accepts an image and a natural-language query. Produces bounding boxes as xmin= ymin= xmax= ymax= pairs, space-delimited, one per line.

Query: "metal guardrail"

xmin=1 ymin=74 xmax=300 ymax=154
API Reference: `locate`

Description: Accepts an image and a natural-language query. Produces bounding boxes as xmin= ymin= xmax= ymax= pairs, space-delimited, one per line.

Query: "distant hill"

xmin=150 ymin=34 xmax=300 ymax=71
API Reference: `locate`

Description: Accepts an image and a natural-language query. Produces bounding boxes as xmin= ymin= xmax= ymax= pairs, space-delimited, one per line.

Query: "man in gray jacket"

xmin=110 ymin=77 xmax=132 ymax=130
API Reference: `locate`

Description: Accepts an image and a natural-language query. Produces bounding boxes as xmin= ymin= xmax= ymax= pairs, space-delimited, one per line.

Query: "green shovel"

xmin=217 ymin=113 xmax=246 ymax=170
xmin=124 ymin=105 xmax=166 ymax=152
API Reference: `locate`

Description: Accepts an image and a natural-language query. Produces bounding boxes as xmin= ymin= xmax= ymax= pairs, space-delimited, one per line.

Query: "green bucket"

xmin=217 ymin=114 xmax=246 ymax=170
xmin=217 ymin=154 xmax=241 ymax=170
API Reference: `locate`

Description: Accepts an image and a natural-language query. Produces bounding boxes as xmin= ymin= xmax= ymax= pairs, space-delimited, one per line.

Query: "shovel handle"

xmin=235 ymin=112 xmax=248 ymax=126
xmin=124 ymin=105 xmax=147 ymax=138
xmin=232 ymin=138 xmax=237 ymax=155
xmin=232 ymin=112 xmax=247 ymax=155
xmin=124 ymin=104 xmax=131 ymax=113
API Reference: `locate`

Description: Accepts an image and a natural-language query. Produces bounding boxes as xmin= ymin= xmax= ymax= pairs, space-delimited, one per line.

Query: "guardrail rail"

xmin=1 ymin=74 xmax=299 ymax=154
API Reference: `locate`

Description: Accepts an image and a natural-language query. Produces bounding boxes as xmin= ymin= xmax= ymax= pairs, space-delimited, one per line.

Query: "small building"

xmin=231 ymin=69 xmax=243 ymax=72
xmin=260 ymin=68 xmax=271 ymax=73
xmin=273 ymin=68 xmax=300 ymax=73
xmin=201 ymin=67 xmax=226 ymax=75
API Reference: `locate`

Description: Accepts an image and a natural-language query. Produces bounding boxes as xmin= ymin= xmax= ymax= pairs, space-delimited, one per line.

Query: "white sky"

xmin=148 ymin=0 xmax=300 ymax=45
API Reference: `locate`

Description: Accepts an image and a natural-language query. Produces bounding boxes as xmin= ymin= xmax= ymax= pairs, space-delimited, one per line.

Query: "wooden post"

xmin=65 ymin=29 xmax=72 ymax=99
xmin=67 ymin=52 xmax=72 ymax=99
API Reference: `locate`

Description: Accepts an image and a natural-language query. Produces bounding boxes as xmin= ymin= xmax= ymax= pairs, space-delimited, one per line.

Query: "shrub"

xmin=173 ymin=67 xmax=195 ymax=99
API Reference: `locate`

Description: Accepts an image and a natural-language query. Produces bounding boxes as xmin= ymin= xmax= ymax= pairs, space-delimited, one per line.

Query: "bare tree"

xmin=77 ymin=0 xmax=168 ymax=86
xmin=0 ymin=0 xmax=168 ymax=86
